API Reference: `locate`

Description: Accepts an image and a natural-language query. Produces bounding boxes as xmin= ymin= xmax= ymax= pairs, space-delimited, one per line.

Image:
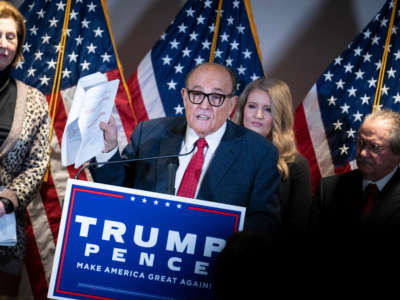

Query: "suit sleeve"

xmin=244 ymin=146 xmax=281 ymax=233
xmin=282 ymin=156 xmax=312 ymax=233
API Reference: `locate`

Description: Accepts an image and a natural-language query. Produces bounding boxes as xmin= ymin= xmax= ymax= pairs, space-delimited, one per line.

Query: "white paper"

xmin=61 ymin=72 xmax=119 ymax=168
xmin=0 ymin=212 xmax=17 ymax=246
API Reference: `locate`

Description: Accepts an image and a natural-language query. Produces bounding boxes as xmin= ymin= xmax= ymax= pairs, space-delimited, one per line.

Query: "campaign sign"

xmin=48 ymin=179 xmax=245 ymax=300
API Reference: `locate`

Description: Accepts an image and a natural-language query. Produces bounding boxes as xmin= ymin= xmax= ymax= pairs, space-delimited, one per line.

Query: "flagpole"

xmin=373 ymin=0 xmax=397 ymax=112
xmin=209 ymin=0 xmax=223 ymax=62
xmin=44 ymin=0 xmax=72 ymax=181
xmin=243 ymin=0 xmax=265 ymax=77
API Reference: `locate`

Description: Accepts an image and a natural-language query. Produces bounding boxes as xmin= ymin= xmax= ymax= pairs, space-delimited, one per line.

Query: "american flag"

xmin=12 ymin=0 xmax=136 ymax=298
xmin=294 ymin=0 xmax=400 ymax=191
xmin=129 ymin=0 xmax=264 ymax=122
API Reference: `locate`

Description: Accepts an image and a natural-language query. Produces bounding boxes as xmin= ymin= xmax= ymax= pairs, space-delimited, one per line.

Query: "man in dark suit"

xmin=309 ymin=109 xmax=400 ymax=240
xmin=91 ymin=63 xmax=281 ymax=232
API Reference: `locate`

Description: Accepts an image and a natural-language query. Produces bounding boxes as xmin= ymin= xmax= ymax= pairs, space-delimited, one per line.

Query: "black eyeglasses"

xmin=186 ymin=89 xmax=234 ymax=107
xmin=357 ymin=137 xmax=387 ymax=154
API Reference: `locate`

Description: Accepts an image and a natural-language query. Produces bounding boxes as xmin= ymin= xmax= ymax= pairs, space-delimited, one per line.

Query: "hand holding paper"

xmin=61 ymin=72 xmax=120 ymax=168
xmin=99 ymin=115 xmax=118 ymax=153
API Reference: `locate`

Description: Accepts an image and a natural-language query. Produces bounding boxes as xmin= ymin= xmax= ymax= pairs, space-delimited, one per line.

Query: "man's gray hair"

xmin=362 ymin=109 xmax=400 ymax=154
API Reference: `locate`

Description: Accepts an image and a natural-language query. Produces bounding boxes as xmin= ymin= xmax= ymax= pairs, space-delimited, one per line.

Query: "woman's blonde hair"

xmin=233 ymin=78 xmax=297 ymax=180
xmin=0 ymin=1 xmax=25 ymax=68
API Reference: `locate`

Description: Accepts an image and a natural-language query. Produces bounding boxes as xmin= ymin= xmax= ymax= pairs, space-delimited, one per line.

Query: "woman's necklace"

xmin=0 ymin=77 xmax=10 ymax=93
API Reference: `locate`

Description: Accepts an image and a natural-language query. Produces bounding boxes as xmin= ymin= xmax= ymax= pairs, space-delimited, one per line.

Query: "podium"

xmin=48 ymin=179 xmax=245 ymax=300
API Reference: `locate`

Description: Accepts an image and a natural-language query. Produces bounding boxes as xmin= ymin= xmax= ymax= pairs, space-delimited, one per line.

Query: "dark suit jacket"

xmin=280 ymin=153 xmax=312 ymax=234
xmin=91 ymin=116 xmax=281 ymax=232
xmin=308 ymin=168 xmax=400 ymax=238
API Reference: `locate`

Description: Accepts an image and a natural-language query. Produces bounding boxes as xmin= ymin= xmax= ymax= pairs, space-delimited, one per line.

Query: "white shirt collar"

xmin=363 ymin=166 xmax=398 ymax=191
xmin=182 ymin=122 xmax=227 ymax=153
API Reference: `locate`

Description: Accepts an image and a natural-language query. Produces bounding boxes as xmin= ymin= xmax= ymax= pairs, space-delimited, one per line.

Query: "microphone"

xmin=74 ymin=142 xmax=197 ymax=180
xmin=166 ymin=157 xmax=179 ymax=195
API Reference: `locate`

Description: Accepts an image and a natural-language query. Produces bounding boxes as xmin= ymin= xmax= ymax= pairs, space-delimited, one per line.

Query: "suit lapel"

xmin=372 ymin=168 xmax=400 ymax=216
xmin=198 ymin=121 xmax=242 ymax=199
xmin=154 ymin=118 xmax=186 ymax=193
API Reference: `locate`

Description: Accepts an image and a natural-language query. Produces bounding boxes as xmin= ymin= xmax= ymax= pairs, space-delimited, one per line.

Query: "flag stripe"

xmin=24 ymin=214 xmax=49 ymax=300
xmin=107 ymin=69 xmax=136 ymax=139
xmin=129 ymin=70 xmax=149 ymax=123
xmin=18 ymin=265 xmax=34 ymax=300
xmin=27 ymin=193 xmax=56 ymax=283
xmin=137 ymin=51 xmax=166 ymax=119
xmin=302 ymin=85 xmax=335 ymax=178
xmin=294 ymin=99 xmax=321 ymax=191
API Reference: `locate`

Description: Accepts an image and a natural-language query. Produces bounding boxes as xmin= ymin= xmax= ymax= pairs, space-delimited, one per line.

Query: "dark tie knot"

xmin=366 ymin=183 xmax=378 ymax=197
xmin=197 ymin=138 xmax=208 ymax=149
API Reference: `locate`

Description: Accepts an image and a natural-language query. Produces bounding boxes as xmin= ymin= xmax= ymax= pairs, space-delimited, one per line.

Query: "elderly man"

xmin=309 ymin=109 xmax=400 ymax=237
xmin=91 ymin=63 xmax=280 ymax=232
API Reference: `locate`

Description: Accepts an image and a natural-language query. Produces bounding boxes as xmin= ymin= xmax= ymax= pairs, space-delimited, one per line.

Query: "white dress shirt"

xmin=175 ymin=122 xmax=227 ymax=198
xmin=362 ymin=166 xmax=398 ymax=192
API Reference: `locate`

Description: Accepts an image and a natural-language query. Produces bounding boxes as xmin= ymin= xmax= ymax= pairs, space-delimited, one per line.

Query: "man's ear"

xmin=229 ymin=95 xmax=238 ymax=115
xmin=181 ymin=87 xmax=186 ymax=99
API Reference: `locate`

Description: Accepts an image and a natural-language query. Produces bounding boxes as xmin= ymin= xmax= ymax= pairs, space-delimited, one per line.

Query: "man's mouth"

xmin=197 ymin=114 xmax=210 ymax=120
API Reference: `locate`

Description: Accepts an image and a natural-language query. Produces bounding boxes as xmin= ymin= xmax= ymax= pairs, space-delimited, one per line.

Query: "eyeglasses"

xmin=186 ymin=89 xmax=234 ymax=107
xmin=357 ymin=138 xmax=387 ymax=154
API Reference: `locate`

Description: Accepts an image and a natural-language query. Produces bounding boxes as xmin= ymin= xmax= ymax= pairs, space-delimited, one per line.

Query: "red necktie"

xmin=177 ymin=138 xmax=208 ymax=198
xmin=362 ymin=184 xmax=378 ymax=216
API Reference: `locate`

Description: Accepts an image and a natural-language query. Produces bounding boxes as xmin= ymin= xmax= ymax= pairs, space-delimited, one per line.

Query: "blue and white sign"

xmin=48 ymin=179 xmax=245 ymax=300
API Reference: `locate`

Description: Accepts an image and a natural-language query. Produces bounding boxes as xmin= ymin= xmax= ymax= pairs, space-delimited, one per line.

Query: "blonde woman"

xmin=233 ymin=78 xmax=311 ymax=234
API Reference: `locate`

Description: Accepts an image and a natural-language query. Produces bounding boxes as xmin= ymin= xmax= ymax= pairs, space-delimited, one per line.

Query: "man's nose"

xmin=359 ymin=147 xmax=369 ymax=157
xmin=199 ymin=96 xmax=211 ymax=108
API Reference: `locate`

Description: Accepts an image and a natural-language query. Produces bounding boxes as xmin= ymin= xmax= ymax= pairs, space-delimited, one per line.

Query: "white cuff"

xmin=96 ymin=147 xmax=119 ymax=165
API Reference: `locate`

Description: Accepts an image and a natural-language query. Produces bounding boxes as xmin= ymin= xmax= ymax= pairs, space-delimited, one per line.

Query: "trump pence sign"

xmin=48 ymin=179 xmax=245 ymax=299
